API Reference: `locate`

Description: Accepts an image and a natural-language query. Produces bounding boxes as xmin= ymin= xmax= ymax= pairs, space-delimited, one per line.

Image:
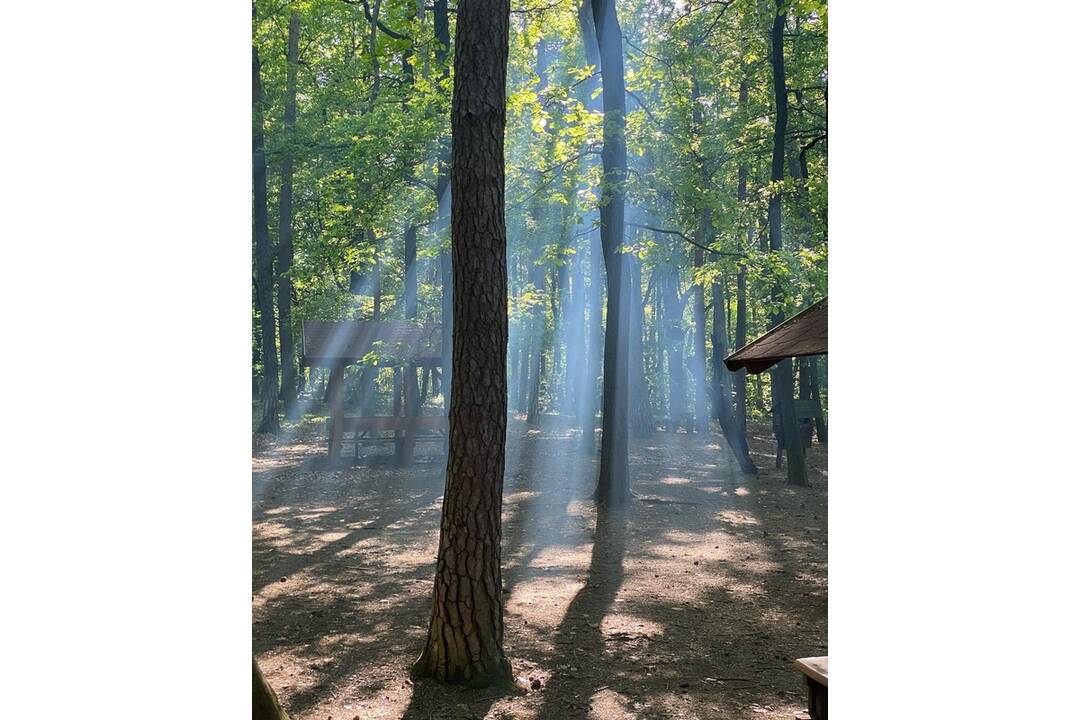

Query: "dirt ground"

xmin=253 ymin=415 xmax=827 ymax=720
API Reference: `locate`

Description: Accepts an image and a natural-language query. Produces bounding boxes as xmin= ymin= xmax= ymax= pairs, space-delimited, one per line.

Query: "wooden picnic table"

xmin=793 ymin=656 xmax=827 ymax=720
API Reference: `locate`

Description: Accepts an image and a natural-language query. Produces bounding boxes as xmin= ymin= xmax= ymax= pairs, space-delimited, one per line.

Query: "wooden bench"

xmin=793 ymin=655 xmax=827 ymax=720
xmin=327 ymin=415 xmax=449 ymax=460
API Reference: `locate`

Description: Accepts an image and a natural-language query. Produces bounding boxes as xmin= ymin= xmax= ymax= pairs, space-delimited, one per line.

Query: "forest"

xmin=253 ymin=0 xmax=828 ymax=716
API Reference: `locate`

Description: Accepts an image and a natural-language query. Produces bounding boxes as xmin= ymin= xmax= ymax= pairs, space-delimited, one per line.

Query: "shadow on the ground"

xmin=252 ymin=417 xmax=827 ymax=720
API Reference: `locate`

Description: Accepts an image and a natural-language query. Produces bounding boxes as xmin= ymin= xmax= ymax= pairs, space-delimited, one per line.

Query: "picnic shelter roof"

xmin=723 ymin=297 xmax=827 ymax=374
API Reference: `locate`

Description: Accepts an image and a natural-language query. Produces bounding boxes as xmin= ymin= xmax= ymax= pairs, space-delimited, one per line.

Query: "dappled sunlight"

xmin=660 ymin=475 xmax=691 ymax=485
xmin=716 ymin=509 xmax=760 ymax=526
xmin=254 ymin=418 xmax=826 ymax=720
xmin=588 ymin=687 xmax=635 ymax=719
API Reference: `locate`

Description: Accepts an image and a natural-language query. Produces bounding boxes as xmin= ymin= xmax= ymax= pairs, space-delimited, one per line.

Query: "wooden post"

xmin=399 ymin=364 xmax=418 ymax=466
xmin=393 ymin=366 xmax=403 ymax=457
xmin=328 ymin=362 xmax=345 ymax=463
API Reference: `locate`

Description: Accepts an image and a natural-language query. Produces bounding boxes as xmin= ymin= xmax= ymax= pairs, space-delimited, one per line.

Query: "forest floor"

xmin=253 ymin=414 xmax=827 ymax=720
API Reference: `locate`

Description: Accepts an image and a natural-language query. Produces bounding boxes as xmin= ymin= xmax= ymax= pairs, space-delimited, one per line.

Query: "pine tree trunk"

xmin=412 ymin=0 xmax=513 ymax=686
xmin=277 ymin=13 xmax=300 ymax=421
xmin=253 ymin=658 xmax=290 ymax=720
xmin=253 ymin=40 xmax=279 ymax=435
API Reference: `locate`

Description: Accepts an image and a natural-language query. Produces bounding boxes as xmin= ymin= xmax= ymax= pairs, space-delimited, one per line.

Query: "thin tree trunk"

xmin=253 ymin=40 xmax=279 ymax=435
xmin=660 ymin=262 xmax=685 ymax=432
xmin=767 ymin=0 xmax=807 ymax=486
xmin=581 ymin=225 xmax=603 ymax=452
xmin=628 ymin=255 xmax=653 ymax=437
xmin=711 ymin=281 xmax=732 ymax=432
xmin=434 ymin=0 xmax=453 ymax=412
xmin=691 ymin=244 xmax=708 ymax=433
xmin=577 ymin=1 xmax=602 ymax=453
xmin=591 ymin=0 xmax=630 ymax=506
xmin=526 ymin=262 xmax=544 ymax=425
xmin=812 ymin=355 xmax=827 ymax=442
xmin=277 ymin=13 xmax=301 ymax=421
xmin=401 ymin=222 xmax=419 ymax=465
xmin=412 ymin=0 xmax=513 ymax=686
xmin=732 ymin=77 xmax=757 ymax=474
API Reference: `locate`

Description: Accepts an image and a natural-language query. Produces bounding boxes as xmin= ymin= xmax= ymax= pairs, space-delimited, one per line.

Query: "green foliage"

xmin=254 ymin=0 xmax=827 ymax=418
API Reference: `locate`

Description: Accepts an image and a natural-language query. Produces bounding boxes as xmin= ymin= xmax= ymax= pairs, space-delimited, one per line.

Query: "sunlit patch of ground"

xmin=254 ymin=416 xmax=826 ymax=720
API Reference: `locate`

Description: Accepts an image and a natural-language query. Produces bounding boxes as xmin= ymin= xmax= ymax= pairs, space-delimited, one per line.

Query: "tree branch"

xmin=627 ymin=222 xmax=745 ymax=258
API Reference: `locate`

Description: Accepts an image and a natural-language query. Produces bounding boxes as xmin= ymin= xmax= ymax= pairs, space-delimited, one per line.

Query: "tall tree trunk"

xmin=565 ymin=241 xmax=584 ymax=424
xmin=434 ymin=0 xmax=453 ymax=412
xmin=516 ymin=317 xmax=531 ymax=414
xmin=732 ymin=77 xmax=757 ymax=474
xmin=628 ymin=255 xmax=653 ymax=437
xmin=360 ymin=230 xmax=381 ymax=416
xmin=525 ymin=256 xmax=546 ymax=425
xmin=253 ymin=41 xmax=279 ymax=435
xmin=401 ymin=222 xmax=420 ymax=465
xmin=277 ymin=13 xmax=301 ymax=421
xmin=591 ymin=0 xmax=630 ymax=506
xmin=581 ymin=224 xmax=603 ymax=452
xmin=811 ymin=356 xmax=827 ymax=442
xmin=577 ymin=2 xmax=602 ymax=453
xmin=688 ymin=78 xmax=709 ymax=435
xmin=711 ymin=281 xmax=732 ymax=432
xmin=691 ymin=244 xmax=708 ymax=433
xmin=412 ymin=0 xmax=513 ymax=686
xmin=525 ymin=40 xmax=554 ymax=427
xmin=767 ymin=0 xmax=807 ymax=486
xmin=660 ymin=262 xmax=685 ymax=432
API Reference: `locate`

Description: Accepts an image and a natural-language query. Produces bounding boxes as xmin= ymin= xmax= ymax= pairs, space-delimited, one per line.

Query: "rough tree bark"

xmin=767 ymin=0 xmax=807 ymax=486
xmin=591 ymin=0 xmax=631 ymax=506
xmin=253 ymin=38 xmax=279 ymax=435
xmin=277 ymin=13 xmax=300 ymax=420
xmin=411 ymin=0 xmax=513 ymax=686
xmin=253 ymin=657 xmax=290 ymax=720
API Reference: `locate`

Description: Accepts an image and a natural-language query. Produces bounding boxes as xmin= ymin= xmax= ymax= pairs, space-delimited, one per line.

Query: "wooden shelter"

xmin=301 ymin=321 xmax=445 ymax=464
xmin=724 ymin=297 xmax=827 ymax=374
